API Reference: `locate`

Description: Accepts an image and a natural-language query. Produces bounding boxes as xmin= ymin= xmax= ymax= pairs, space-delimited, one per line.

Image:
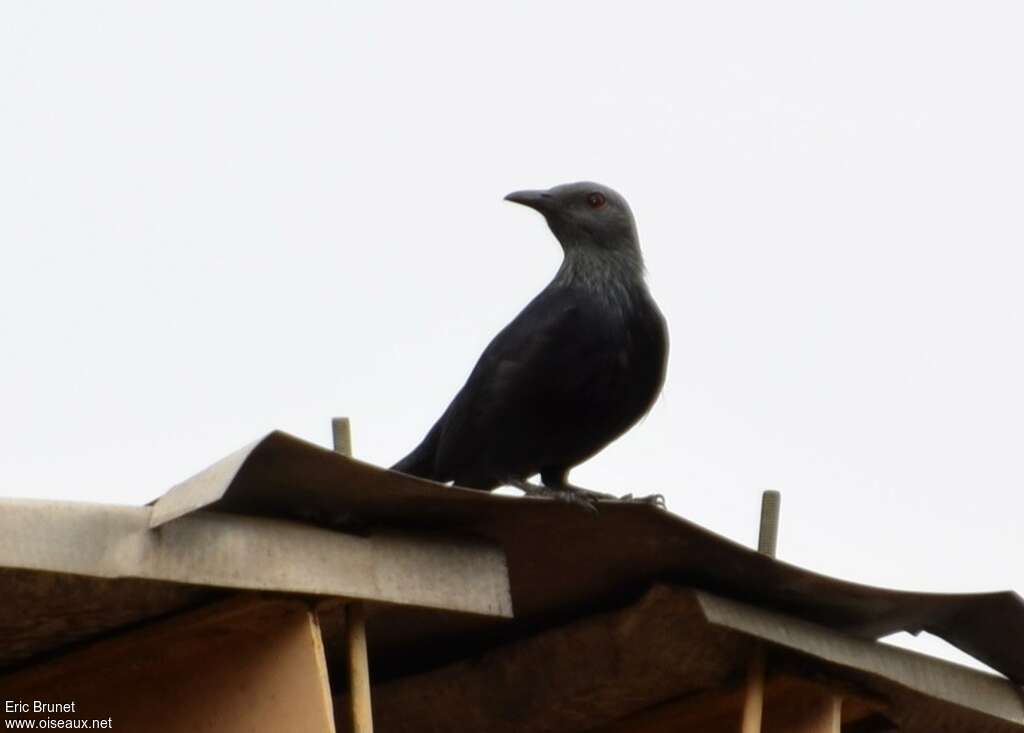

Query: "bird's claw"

xmin=618 ymin=492 xmax=666 ymax=508
xmin=509 ymin=480 xmax=664 ymax=512
xmin=509 ymin=480 xmax=601 ymax=513
xmin=554 ymin=490 xmax=601 ymax=513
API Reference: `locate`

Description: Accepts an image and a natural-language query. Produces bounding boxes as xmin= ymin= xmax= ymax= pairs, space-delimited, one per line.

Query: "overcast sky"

xmin=2 ymin=2 xmax=1022 ymax=672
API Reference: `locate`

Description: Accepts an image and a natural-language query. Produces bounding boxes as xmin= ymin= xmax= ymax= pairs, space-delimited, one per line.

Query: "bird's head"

xmin=504 ymin=182 xmax=639 ymax=256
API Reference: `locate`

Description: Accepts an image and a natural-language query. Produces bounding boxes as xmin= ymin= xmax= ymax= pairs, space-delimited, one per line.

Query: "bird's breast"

xmin=575 ymin=292 xmax=667 ymax=402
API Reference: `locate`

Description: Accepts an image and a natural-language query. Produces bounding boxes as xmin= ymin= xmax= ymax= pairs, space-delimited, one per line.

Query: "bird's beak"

xmin=504 ymin=189 xmax=554 ymax=213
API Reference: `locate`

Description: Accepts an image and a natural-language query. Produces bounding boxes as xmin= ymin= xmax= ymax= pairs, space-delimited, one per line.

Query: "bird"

xmin=392 ymin=182 xmax=668 ymax=509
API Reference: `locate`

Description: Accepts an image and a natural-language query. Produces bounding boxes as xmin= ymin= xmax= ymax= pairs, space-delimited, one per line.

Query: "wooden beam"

xmin=0 ymin=597 xmax=337 ymax=733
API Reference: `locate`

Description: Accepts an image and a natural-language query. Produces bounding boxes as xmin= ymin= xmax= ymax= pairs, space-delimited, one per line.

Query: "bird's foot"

xmin=559 ymin=485 xmax=617 ymax=501
xmin=508 ymin=480 xmax=602 ymax=513
xmin=560 ymin=483 xmax=665 ymax=509
xmin=507 ymin=480 xmax=665 ymax=512
xmin=617 ymin=492 xmax=667 ymax=509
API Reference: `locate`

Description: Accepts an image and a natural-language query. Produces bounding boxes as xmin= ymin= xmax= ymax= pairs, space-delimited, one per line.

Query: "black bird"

xmin=392 ymin=182 xmax=668 ymax=508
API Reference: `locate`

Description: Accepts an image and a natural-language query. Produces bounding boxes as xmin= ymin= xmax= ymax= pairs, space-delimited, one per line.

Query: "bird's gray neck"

xmin=554 ymin=243 xmax=648 ymax=311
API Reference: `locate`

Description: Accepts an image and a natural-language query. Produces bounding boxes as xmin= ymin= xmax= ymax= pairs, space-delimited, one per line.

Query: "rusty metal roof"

xmin=151 ymin=430 xmax=1024 ymax=685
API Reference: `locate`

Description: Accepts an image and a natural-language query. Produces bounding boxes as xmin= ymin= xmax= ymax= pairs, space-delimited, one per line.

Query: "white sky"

xmin=2 ymin=2 xmax=1022 ymax=672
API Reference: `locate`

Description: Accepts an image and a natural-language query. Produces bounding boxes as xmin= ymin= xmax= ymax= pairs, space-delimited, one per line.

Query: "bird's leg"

xmin=508 ymin=479 xmax=601 ymax=513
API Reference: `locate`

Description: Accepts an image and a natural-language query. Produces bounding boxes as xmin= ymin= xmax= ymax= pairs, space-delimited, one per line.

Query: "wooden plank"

xmin=0 ymin=499 xmax=512 ymax=617
xmin=0 ymin=567 xmax=214 ymax=671
xmin=0 ymin=597 xmax=336 ymax=733
xmin=346 ymin=603 xmax=375 ymax=733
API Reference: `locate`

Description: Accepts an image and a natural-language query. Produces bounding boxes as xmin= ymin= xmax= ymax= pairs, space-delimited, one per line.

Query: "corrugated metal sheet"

xmin=152 ymin=430 xmax=1024 ymax=685
xmin=696 ymin=591 xmax=1024 ymax=725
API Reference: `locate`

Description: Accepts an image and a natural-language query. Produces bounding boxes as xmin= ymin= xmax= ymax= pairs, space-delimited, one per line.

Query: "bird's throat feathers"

xmin=554 ymin=245 xmax=649 ymax=311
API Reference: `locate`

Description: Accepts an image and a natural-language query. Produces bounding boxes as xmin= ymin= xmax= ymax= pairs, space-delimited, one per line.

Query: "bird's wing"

xmin=432 ymin=284 xmax=619 ymax=484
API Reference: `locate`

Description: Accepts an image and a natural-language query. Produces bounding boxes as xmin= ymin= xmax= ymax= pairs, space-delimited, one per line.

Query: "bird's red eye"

xmin=586 ymin=192 xmax=607 ymax=208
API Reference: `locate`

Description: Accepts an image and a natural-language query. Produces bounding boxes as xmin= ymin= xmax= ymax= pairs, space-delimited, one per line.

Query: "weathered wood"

xmin=346 ymin=603 xmax=374 ymax=733
xmin=0 ymin=597 xmax=337 ymax=733
xmin=588 ymin=686 xmax=747 ymax=733
xmin=0 ymin=499 xmax=511 ymax=617
xmin=309 ymin=610 xmax=339 ymax=732
xmin=589 ymin=677 xmax=865 ymax=733
xmin=340 ymin=585 xmax=1023 ymax=733
xmin=770 ymin=689 xmax=841 ymax=733
xmin=0 ymin=567 xmax=214 ymax=671
xmin=337 ymin=586 xmax=747 ymax=733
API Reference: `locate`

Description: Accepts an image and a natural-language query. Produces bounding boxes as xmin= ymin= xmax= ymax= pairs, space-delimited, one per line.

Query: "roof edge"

xmin=695 ymin=590 xmax=1024 ymax=725
xmin=148 ymin=435 xmax=271 ymax=528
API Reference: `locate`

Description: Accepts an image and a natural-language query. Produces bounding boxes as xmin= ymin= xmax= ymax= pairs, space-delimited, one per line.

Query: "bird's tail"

xmin=390 ymin=419 xmax=444 ymax=480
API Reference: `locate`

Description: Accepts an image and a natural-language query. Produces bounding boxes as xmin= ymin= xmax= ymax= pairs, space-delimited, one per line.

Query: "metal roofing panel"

xmin=697 ymin=591 xmax=1024 ymax=725
xmin=0 ymin=498 xmax=510 ymax=616
xmin=152 ymin=430 xmax=1024 ymax=685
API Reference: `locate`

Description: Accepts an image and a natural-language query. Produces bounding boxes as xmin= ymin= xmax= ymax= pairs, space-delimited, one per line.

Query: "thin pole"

xmin=346 ymin=602 xmax=374 ymax=733
xmin=740 ymin=649 xmax=765 ymax=733
xmin=757 ymin=490 xmax=781 ymax=558
xmin=332 ymin=417 xmax=373 ymax=732
xmin=741 ymin=490 xmax=782 ymax=733
xmin=332 ymin=417 xmax=352 ymax=457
